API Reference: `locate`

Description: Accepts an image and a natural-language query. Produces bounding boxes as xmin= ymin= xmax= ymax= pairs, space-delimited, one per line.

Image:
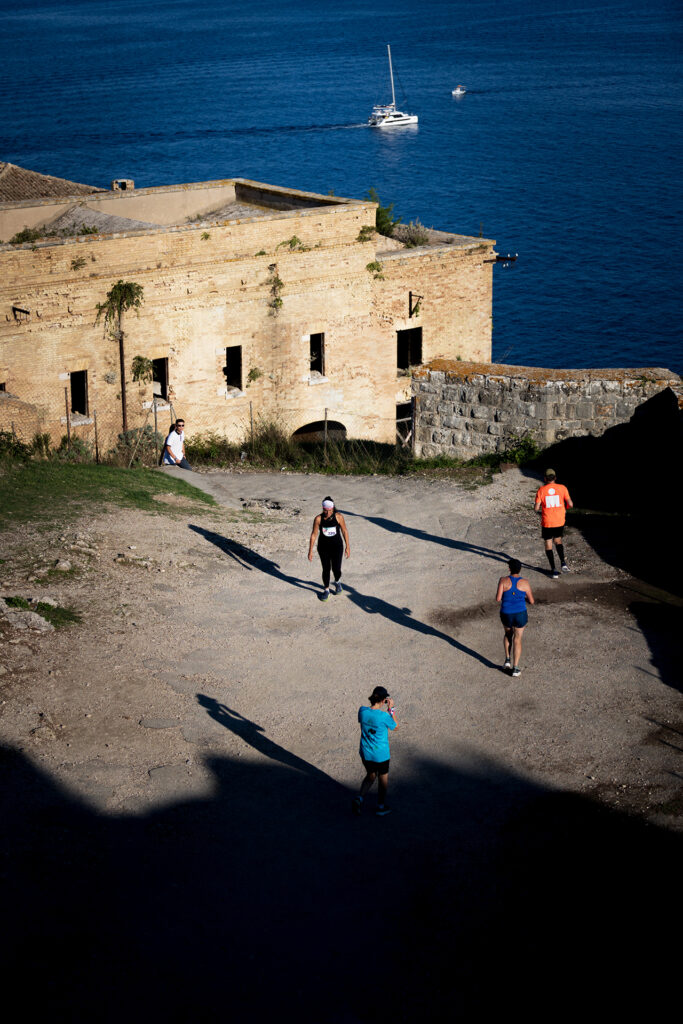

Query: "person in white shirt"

xmin=162 ymin=419 xmax=192 ymax=469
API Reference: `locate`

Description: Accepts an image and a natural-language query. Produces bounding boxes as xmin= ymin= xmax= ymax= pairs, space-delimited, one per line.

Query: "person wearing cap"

xmin=307 ymin=495 xmax=350 ymax=601
xmin=534 ymin=468 xmax=573 ymax=579
xmin=353 ymin=686 xmax=399 ymax=817
xmin=496 ymin=557 xmax=535 ymax=677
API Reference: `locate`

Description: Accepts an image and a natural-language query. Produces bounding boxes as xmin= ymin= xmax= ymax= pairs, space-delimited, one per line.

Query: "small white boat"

xmin=452 ymin=84 xmax=467 ymax=97
xmin=368 ymin=45 xmax=418 ymax=128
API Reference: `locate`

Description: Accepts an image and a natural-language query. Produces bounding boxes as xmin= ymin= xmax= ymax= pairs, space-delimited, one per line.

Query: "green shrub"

xmin=0 ymin=431 xmax=32 ymax=462
xmin=107 ymin=426 xmax=165 ymax=467
xmin=357 ymin=225 xmax=375 ymax=242
xmin=55 ymin=436 xmax=95 ymax=464
xmin=10 ymin=226 xmax=43 ymax=245
xmin=402 ymin=219 xmax=430 ymax=247
xmin=365 ymin=187 xmax=400 ymax=238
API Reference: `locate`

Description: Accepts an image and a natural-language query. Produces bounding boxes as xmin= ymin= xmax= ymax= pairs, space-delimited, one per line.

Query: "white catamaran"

xmin=368 ymin=44 xmax=418 ymax=128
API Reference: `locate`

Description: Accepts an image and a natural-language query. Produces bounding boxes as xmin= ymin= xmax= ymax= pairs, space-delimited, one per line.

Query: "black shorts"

xmin=542 ymin=525 xmax=564 ymax=539
xmin=500 ymin=610 xmax=528 ymax=629
xmin=361 ymin=756 xmax=390 ymax=775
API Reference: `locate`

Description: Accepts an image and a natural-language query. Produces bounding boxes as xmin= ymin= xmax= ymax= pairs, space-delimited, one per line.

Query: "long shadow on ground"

xmin=342 ymin=583 xmax=499 ymax=668
xmin=344 ymin=511 xmax=510 ymax=565
xmin=2 ymin=736 xmax=678 ymax=1023
xmin=189 ymin=523 xmax=318 ymax=592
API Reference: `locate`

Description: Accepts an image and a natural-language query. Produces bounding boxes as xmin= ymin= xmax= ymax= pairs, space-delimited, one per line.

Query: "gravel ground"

xmin=1 ymin=465 xmax=680 ymax=1020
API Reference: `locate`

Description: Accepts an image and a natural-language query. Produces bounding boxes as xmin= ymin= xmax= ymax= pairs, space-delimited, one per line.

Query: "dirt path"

xmin=1 ymin=466 xmax=680 ymax=1020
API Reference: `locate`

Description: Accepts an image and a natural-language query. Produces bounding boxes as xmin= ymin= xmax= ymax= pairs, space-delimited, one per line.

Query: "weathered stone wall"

xmin=413 ymin=360 xmax=683 ymax=458
xmin=0 ymin=185 xmax=495 ymax=450
xmin=0 ymin=392 xmax=45 ymax=440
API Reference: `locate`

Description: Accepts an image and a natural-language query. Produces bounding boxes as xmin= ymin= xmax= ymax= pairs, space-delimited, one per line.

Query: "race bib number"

xmin=322 ymin=526 xmax=337 ymax=537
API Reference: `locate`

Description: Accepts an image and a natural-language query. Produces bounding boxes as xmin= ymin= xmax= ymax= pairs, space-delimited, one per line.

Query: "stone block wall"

xmin=413 ymin=360 xmax=683 ymax=458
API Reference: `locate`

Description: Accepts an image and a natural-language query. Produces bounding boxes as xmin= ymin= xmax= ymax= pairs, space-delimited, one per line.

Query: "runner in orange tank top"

xmin=534 ymin=468 xmax=573 ymax=579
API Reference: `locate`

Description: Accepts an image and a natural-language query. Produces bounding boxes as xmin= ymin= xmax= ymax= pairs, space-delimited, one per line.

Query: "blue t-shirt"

xmin=358 ymin=706 xmax=396 ymax=762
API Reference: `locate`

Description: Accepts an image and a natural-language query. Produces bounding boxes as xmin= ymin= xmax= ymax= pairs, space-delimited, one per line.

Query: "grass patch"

xmin=0 ymin=463 xmax=216 ymax=530
xmin=5 ymin=596 xmax=81 ymax=628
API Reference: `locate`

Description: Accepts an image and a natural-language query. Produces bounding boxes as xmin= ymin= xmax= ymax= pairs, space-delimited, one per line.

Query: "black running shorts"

xmin=542 ymin=525 xmax=564 ymax=539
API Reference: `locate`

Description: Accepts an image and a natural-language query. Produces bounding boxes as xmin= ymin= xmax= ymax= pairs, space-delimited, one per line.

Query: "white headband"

xmin=322 ymin=500 xmax=334 ymax=509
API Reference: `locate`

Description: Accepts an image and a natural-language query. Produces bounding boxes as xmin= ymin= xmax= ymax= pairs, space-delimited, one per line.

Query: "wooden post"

xmin=118 ymin=328 xmax=128 ymax=434
xmin=64 ymin=387 xmax=71 ymax=449
xmin=411 ymin=395 xmax=417 ymax=455
xmin=93 ymin=410 xmax=100 ymax=464
xmin=250 ymin=401 xmax=254 ymax=453
xmin=153 ymin=398 xmax=159 ymax=465
xmin=324 ymin=407 xmax=328 ymax=459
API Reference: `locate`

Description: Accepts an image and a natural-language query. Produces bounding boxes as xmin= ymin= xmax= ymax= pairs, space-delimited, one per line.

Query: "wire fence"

xmin=2 ymin=397 xmax=417 ymax=471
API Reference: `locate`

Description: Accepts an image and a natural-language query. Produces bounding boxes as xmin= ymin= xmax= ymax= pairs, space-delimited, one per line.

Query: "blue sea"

xmin=1 ymin=0 xmax=681 ymax=371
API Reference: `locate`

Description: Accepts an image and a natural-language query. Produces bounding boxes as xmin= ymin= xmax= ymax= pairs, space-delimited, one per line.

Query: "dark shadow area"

xmin=189 ymin=523 xmax=318 ymax=592
xmin=532 ymin=388 xmax=683 ymax=594
xmin=343 ymin=583 xmax=502 ymax=668
xmin=344 ymin=511 xmax=510 ymax=565
xmin=629 ymin=600 xmax=683 ymax=696
xmin=1 ymin=741 xmax=679 ymax=1022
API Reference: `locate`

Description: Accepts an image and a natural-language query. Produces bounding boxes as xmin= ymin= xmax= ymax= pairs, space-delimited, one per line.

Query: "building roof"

xmin=0 ymin=162 xmax=103 ymax=202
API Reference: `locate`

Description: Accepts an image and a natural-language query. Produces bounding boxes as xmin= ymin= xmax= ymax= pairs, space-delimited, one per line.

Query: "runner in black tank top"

xmin=307 ymin=496 xmax=351 ymax=601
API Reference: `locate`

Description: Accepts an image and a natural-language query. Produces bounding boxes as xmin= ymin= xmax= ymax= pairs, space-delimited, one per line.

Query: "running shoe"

xmin=561 ymin=563 xmax=570 ymax=573
xmin=511 ymin=666 xmax=522 ymax=678
xmin=352 ymin=796 xmax=362 ymax=816
xmin=504 ymin=659 xmax=511 ymax=671
xmin=375 ymin=806 xmax=393 ymax=817
xmin=320 ymin=589 xmax=330 ymax=601
xmin=552 ymin=570 xmax=560 ymax=580
xmin=333 ymin=581 xmax=343 ymax=595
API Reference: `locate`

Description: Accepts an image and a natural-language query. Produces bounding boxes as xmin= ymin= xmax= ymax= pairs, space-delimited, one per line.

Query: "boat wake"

xmin=184 ymin=122 xmax=369 ymax=138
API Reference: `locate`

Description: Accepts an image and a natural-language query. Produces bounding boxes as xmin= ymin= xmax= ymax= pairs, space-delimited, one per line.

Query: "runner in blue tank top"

xmin=496 ymin=557 xmax=534 ymax=677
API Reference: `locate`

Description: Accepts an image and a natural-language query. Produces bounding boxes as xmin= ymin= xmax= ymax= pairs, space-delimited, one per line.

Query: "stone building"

xmin=0 ymin=168 xmax=495 ymax=448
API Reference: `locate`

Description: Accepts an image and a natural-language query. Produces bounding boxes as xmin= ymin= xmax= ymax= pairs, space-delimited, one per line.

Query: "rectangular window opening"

xmin=396 ymin=401 xmax=412 ymax=443
xmin=152 ymin=357 xmax=169 ymax=400
xmin=224 ymin=345 xmax=242 ymax=390
xmin=310 ymin=333 xmax=325 ymax=376
xmin=0 ymin=382 xmax=6 ymax=392
xmin=70 ymin=370 xmax=88 ymax=417
xmin=396 ymin=327 xmax=422 ymax=372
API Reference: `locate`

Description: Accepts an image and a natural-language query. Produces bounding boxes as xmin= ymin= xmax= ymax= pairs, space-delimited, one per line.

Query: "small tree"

xmin=95 ymin=280 xmax=144 ymax=433
xmin=366 ymin=187 xmax=400 ymax=238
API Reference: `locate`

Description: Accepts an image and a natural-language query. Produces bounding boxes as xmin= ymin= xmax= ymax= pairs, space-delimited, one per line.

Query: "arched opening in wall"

xmin=293 ymin=420 xmax=347 ymax=443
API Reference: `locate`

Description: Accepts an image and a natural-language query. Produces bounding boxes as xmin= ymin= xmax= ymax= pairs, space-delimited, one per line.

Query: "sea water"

xmin=1 ymin=0 xmax=681 ymax=371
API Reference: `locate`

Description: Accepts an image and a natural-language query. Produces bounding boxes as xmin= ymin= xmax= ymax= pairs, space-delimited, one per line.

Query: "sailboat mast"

xmin=387 ymin=43 xmax=396 ymax=107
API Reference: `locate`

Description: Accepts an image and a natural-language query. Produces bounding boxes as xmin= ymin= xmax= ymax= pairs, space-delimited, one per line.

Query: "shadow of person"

xmin=189 ymin=523 xmax=317 ymax=592
xmin=344 ymin=511 xmax=509 ymax=565
xmin=197 ymin=694 xmax=340 ymax=786
xmin=342 ymin=583 xmax=499 ymax=669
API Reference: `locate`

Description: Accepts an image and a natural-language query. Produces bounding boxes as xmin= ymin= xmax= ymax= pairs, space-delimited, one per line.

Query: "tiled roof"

xmin=0 ymin=162 xmax=103 ymax=202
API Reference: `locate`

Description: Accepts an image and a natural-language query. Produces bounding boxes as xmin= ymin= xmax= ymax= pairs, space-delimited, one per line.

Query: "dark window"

xmin=396 ymin=401 xmax=412 ymax=443
xmin=224 ymin=345 xmax=242 ymax=389
xmin=0 ymin=383 xmax=6 ymax=392
xmin=152 ymin=357 xmax=169 ymax=400
xmin=310 ymin=333 xmax=325 ymax=375
xmin=397 ymin=327 xmax=422 ymax=372
xmin=70 ymin=370 xmax=88 ymax=416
